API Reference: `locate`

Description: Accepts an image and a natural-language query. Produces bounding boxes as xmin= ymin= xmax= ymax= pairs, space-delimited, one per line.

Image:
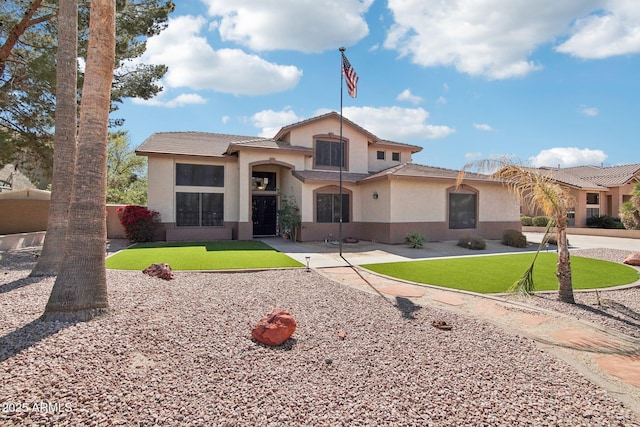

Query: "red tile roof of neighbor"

xmin=538 ymin=164 xmax=640 ymax=189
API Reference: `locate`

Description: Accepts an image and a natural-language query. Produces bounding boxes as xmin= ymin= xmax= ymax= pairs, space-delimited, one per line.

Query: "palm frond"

xmin=508 ymin=216 xmax=556 ymax=297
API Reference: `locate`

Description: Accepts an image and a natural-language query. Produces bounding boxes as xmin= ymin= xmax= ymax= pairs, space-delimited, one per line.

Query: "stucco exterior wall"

xmin=476 ymin=184 xmax=521 ymax=222
xmin=286 ymin=116 xmax=370 ymax=174
xmin=389 ymin=179 xmax=448 ymax=222
xmin=147 ymin=156 xmax=176 ymax=223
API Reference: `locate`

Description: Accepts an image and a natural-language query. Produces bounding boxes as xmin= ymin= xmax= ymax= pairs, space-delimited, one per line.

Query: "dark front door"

xmin=252 ymin=195 xmax=277 ymax=236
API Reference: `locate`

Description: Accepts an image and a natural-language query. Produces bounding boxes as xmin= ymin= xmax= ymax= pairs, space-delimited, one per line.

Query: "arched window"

xmin=314 ymin=185 xmax=351 ymax=223
xmin=448 ymin=186 xmax=477 ymax=229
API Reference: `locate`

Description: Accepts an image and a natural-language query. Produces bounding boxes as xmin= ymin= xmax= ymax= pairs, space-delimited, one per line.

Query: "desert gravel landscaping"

xmin=1 ymin=245 xmax=640 ymax=426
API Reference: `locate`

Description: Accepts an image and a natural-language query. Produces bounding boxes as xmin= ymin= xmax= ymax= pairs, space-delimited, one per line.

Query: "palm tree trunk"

xmin=555 ymin=219 xmax=575 ymax=304
xmin=42 ymin=0 xmax=115 ymax=322
xmin=30 ymin=0 xmax=78 ymax=277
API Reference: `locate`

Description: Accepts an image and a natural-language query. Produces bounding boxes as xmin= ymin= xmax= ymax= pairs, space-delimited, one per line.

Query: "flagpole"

xmin=338 ymin=47 xmax=345 ymax=257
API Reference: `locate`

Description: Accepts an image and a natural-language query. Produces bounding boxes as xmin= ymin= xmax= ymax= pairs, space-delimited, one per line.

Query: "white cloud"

xmin=202 ymin=0 xmax=373 ymax=53
xmin=141 ymin=15 xmax=302 ymax=96
xmin=221 ymin=115 xmax=230 ymax=124
xmin=396 ymin=89 xmax=423 ymax=104
xmin=579 ymin=106 xmax=599 ymax=117
xmin=556 ymin=1 xmax=640 ymax=58
xmin=465 ymin=152 xmax=483 ymax=160
xmin=251 ymin=108 xmax=301 ymax=137
xmin=529 ymin=147 xmax=608 ymax=168
xmin=334 ymin=106 xmax=455 ymax=140
xmin=473 ymin=123 xmax=493 ymax=131
xmin=132 ymin=92 xmax=207 ymax=108
xmin=436 ymin=96 xmax=447 ymax=104
xmin=384 ymin=1 xmax=602 ymax=79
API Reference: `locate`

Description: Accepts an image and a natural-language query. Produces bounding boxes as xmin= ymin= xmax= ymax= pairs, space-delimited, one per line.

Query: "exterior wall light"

xmin=372 ymin=192 xmax=379 ymax=199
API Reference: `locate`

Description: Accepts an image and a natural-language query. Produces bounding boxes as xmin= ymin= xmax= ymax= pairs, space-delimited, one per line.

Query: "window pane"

xmin=316 ymin=140 xmax=344 ymax=168
xmin=202 ymin=193 xmax=224 ymax=226
xmin=316 ymin=193 xmax=349 ymax=223
xmin=377 ymin=150 xmax=385 ymax=160
xmin=340 ymin=194 xmax=350 ymax=223
xmin=316 ymin=194 xmax=333 ymax=222
xmin=315 ymin=141 xmax=331 ymax=167
xmin=449 ymin=193 xmax=476 ymax=229
xmin=252 ymin=172 xmax=276 ymax=191
xmin=176 ymin=192 xmax=200 ymax=226
xmin=330 ymin=141 xmax=343 ymax=167
xmin=392 ymin=152 xmax=400 ymax=161
xmin=176 ymin=164 xmax=224 ymax=187
xmin=586 ymin=193 xmax=599 ymax=204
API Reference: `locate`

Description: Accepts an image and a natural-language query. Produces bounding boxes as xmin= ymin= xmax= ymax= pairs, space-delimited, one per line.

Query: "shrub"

xmin=457 ymin=235 xmax=486 ymax=250
xmin=520 ymin=216 xmax=533 ymax=226
xmin=117 ymin=205 xmax=161 ymax=243
xmin=587 ymin=215 xmax=625 ymax=229
xmin=502 ymin=229 xmax=527 ymax=248
xmin=404 ymin=232 xmax=427 ymax=248
xmin=532 ymin=216 xmax=550 ymax=227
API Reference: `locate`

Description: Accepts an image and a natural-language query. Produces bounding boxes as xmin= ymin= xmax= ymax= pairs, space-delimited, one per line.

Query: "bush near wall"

xmin=586 ymin=215 xmax=625 ymax=229
xmin=502 ymin=229 xmax=528 ymax=248
xmin=117 ymin=205 xmax=162 ymax=243
xmin=520 ymin=216 xmax=533 ymax=226
xmin=457 ymin=235 xmax=486 ymax=250
xmin=532 ymin=216 xmax=550 ymax=227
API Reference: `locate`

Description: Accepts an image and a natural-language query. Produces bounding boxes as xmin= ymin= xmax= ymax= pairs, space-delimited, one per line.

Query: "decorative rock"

xmin=623 ymin=252 xmax=640 ymax=266
xmin=251 ymin=308 xmax=297 ymax=346
xmin=142 ymin=263 xmax=174 ymax=280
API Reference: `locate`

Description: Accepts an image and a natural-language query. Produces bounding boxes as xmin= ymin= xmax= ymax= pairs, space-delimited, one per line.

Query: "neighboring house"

xmin=524 ymin=164 xmax=640 ymax=227
xmin=136 ymin=112 xmax=521 ymax=243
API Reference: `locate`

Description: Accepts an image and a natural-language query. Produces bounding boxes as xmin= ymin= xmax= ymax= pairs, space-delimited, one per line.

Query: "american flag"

xmin=342 ymin=52 xmax=359 ymax=98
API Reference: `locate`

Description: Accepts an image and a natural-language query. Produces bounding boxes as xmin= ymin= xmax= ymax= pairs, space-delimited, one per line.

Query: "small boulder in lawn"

xmin=251 ymin=308 xmax=297 ymax=346
xmin=623 ymin=252 xmax=640 ymax=266
xmin=142 ymin=263 xmax=174 ymax=280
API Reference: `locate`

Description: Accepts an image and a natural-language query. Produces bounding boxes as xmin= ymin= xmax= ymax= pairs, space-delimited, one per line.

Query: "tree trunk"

xmin=555 ymin=218 xmax=575 ymax=304
xmin=30 ymin=0 xmax=78 ymax=277
xmin=42 ymin=0 xmax=116 ymax=322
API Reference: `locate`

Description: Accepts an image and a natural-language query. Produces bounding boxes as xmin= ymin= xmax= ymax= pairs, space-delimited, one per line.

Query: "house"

xmin=135 ymin=112 xmax=521 ymax=243
xmin=525 ymin=164 xmax=640 ymax=227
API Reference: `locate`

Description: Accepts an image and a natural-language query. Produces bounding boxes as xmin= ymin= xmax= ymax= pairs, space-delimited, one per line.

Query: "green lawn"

xmin=106 ymin=241 xmax=303 ymax=270
xmin=362 ymin=253 xmax=639 ymax=294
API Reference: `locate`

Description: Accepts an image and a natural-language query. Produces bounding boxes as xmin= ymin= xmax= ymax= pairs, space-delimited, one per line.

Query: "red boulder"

xmin=623 ymin=252 xmax=640 ymax=266
xmin=251 ymin=308 xmax=297 ymax=346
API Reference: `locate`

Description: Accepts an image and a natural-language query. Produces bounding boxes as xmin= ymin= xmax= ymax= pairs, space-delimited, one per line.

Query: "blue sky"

xmin=117 ymin=0 xmax=640 ymax=170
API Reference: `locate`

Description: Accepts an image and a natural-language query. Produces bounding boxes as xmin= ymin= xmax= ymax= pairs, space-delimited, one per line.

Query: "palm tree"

xmin=30 ymin=0 xmax=78 ymax=277
xmin=42 ymin=0 xmax=116 ymax=321
xmin=458 ymin=157 xmax=576 ymax=304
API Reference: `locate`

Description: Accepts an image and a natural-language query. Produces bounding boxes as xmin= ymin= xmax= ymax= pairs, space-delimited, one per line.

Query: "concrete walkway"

xmin=261 ymin=233 xmax=640 ymax=414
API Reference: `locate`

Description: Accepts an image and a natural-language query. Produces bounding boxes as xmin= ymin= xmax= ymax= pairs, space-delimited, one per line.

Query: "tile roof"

xmin=292 ymin=170 xmax=371 ymax=183
xmin=560 ymin=164 xmax=640 ymax=187
xmin=536 ymin=168 xmax=608 ymax=190
xmin=273 ymin=111 xmax=422 ymax=153
xmin=361 ymin=163 xmax=496 ymax=183
xmin=538 ymin=164 xmax=640 ymax=189
xmin=135 ymin=132 xmax=266 ymax=157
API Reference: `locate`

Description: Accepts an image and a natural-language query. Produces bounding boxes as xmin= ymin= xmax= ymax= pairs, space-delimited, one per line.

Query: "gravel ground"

xmin=527 ymin=248 xmax=640 ymax=340
xmin=1 ymin=245 xmax=640 ymax=426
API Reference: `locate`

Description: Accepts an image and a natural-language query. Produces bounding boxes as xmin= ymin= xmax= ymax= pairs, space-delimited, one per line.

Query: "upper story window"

xmin=314 ymin=139 xmax=346 ymax=169
xmin=392 ymin=152 xmax=400 ymax=161
xmin=176 ymin=163 xmax=224 ymax=187
xmin=586 ymin=192 xmax=599 ymax=204
xmin=376 ymin=150 xmax=385 ymax=160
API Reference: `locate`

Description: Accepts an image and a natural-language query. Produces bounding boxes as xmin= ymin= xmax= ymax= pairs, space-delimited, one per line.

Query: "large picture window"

xmin=316 ymin=193 xmax=349 ymax=223
xmin=176 ymin=163 xmax=224 ymax=187
xmin=449 ymin=193 xmax=476 ymax=229
xmin=176 ymin=192 xmax=224 ymax=226
xmin=315 ymin=140 xmax=345 ymax=169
